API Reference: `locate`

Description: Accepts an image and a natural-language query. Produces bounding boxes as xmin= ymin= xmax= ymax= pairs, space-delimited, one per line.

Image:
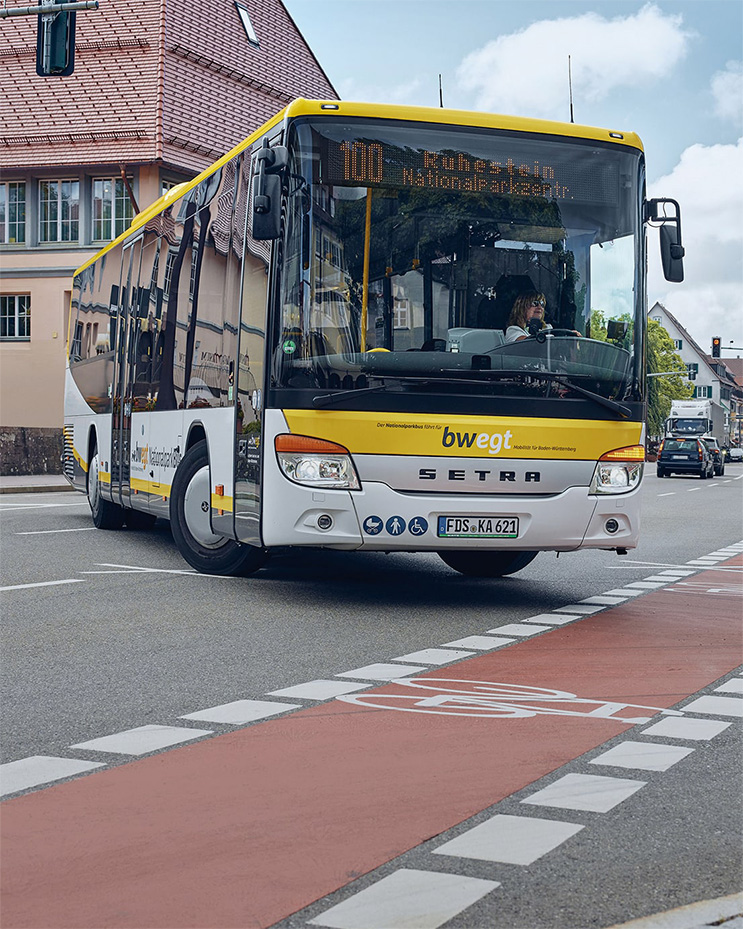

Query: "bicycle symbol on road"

xmin=337 ymin=678 xmax=685 ymax=724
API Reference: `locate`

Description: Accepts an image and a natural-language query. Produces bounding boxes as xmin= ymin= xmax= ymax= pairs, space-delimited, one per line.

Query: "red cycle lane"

xmin=1 ymin=558 xmax=741 ymax=929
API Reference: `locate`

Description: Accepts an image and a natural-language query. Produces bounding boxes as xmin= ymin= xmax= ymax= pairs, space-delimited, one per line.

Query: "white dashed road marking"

xmin=308 ymin=869 xmax=500 ymax=929
xmin=432 ymin=813 xmax=584 ymax=866
xmin=16 ymin=527 xmax=97 ymax=535
xmin=522 ymin=773 xmax=646 ymax=813
xmin=441 ymin=635 xmax=516 ymax=650
xmin=266 ymin=680 xmax=371 ymax=700
xmin=639 ymin=717 xmax=731 ymax=740
xmin=715 ymin=679 xmax=743 ymax=694
xmin=486 ymin=623 xmax=552 ymax=636
xmin=391 ymin=648 xmax=476 ymax=664
xmin=0 ymin=579 xmax=85 ymax=592
xmin=588 ymin=741 xmax=694 ymax=772
xmin=682 ymin=695 xmax=743 ymax=718
xmin=180 ymin=699 xmax=301 ymax=724
xmin=70 ymin=724 xmax=213 ymax=755
xmin=0 ymin=755 xmax=106 ymax=798
xmin=336 ymin=663 xmax=427 ymax=681
xmin=553 ymin=603 xmax=606 ymax=614
xmin=523 ymin=612 xmax=582 ymax=624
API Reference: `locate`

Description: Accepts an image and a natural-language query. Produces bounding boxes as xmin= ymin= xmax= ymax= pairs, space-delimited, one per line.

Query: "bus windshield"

xmin=274 ymin=118 xmax=643 ymax=414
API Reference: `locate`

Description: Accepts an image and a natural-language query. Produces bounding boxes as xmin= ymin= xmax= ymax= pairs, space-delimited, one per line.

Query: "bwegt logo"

xmin=442 ymin=426 xmax=513 ymax=455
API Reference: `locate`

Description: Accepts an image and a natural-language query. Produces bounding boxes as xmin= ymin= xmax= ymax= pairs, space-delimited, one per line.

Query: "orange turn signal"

xmin=275 ymin=434 xmax=351 ymax=455
xmin=600 ymin=445 xmax=645 ymax=462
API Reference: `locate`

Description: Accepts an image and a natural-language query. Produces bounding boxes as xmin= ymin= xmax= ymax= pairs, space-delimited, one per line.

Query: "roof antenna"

xmin=568 ymin=55 xmax=575 ymax=123
xmin=439 ymin=73 xmax=444 ymax=108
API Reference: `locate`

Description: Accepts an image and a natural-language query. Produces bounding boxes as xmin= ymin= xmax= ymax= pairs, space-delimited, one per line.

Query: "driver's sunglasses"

xmin=530 ymin=299 xmax=545 ymax=307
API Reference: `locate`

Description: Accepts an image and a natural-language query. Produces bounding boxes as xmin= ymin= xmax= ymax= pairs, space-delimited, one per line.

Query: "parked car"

xmin=700 ymin=437 xmax=725 ymax=476
xmin=656 ymin=437 xmax=714 ymax=479
xmin=729 ymin=446 xmax=743 ymax=462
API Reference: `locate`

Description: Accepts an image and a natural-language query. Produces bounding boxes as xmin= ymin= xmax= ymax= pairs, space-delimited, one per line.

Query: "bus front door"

xmin=111 ymin=238 xmax=143 ymax=509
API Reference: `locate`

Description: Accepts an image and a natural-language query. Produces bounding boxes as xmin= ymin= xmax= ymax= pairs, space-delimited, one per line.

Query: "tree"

xmin=646 ymin=319 xmax=693 ymax=436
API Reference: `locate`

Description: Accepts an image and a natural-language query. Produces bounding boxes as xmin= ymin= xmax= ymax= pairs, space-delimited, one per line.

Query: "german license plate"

xmin=437 ymin=516 xmax=519 ymax=539
xmin=672 ymin=455 xmax=686 ymax=459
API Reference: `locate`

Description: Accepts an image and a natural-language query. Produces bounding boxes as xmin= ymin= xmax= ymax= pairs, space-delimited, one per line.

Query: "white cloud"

xmin=648 ymin=138 xmax=743 ymax=349
xmin=456 ymin=4 xmax=691 ymax=120
xmin=711 ymin=61 xmax=743 ymax=126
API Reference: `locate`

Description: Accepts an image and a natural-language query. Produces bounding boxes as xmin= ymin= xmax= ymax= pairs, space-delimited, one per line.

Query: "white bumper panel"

xmin=261 ymin=477 xmax=640 ymax=552
xmin=261 ymin=408 xmax=640 ymax=552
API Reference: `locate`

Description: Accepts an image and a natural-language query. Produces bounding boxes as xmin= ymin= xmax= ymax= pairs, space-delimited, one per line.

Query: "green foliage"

xmin=646 ymin=319 xmax=694 ymax=436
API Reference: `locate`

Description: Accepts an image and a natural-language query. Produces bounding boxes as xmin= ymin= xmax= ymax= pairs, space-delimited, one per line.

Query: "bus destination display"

xmin=324 ymin=138 xmax=617 ymax=203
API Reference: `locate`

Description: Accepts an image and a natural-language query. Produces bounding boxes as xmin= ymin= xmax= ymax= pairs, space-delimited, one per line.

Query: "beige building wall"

xmin=0 ymin=166 xmax=170 ymax=432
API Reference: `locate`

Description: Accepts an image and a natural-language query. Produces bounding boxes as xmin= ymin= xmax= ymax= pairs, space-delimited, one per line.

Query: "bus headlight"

xmin=589 ymin=446 xmax=644 ymax=495
xmin=275 ymin=434 xmax=360 ymax=490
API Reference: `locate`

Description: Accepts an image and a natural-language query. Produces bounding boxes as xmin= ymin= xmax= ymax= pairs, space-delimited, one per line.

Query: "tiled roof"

xmin=1 ymin=0 xmax=337 ymax=172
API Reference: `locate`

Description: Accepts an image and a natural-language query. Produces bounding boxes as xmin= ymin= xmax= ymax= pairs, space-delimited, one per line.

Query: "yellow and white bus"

xmin=64 ymin=99 xmax=684 ymax=577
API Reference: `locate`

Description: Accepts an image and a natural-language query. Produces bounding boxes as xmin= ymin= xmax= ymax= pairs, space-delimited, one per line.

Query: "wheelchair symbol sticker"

xmin=408 ymin=517 xmax=429 ymax=536
xmin=386 ymin=516 xmax=406 ymax=535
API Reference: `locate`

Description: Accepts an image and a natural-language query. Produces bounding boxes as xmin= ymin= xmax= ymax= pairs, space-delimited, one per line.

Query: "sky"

xmin=284 ymin=0 xmax=743 ymax=356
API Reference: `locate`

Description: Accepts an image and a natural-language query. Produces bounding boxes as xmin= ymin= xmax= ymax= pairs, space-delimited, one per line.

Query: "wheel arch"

xmin=185 ymin=423 xmax=207 ymax=454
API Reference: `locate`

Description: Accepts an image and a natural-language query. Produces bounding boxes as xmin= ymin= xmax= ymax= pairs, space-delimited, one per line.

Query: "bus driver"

xmin=505 ymin=292 xmax=551 ymax=342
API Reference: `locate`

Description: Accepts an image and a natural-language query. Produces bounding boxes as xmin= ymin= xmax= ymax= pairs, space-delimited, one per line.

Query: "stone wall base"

xmin=0 ymin=427 xmax=63 ymax=475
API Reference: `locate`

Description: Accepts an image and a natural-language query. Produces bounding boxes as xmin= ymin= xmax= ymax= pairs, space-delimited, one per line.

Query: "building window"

xmin=393 ymin=298 xmax=410 ymax=329
xmin=39 ymin=180 xmax=79 ymax=242
xmin=695 ymin=385 xmax=711 ymax=399
xmin=1 ymin=294 xmax=30 ymax=340
xmin=235 ymin=1 xmax=259 ymax=46
xmin=674 ymin=339 xmax=683 ymax=350
xmin=0 ymin=182 xmax=26 ymax=244
xmin=93 ymin=178 xmax=134 ymax=241
xmin=163 ymin=250 xmax=176 ymax=297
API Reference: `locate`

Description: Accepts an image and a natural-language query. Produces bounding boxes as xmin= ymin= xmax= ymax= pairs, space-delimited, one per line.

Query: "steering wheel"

xmin=535 ymin=328 xmax=580 ymax=342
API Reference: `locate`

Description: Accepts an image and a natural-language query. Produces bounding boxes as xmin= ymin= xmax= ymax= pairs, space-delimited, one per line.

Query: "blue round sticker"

xmin=385 ymin=516 xmax=406 ymax=536
xmin=363 ymin=515 xmax=383 ymax=535
xmin=408 ymin=516 xmax=429 ymax=536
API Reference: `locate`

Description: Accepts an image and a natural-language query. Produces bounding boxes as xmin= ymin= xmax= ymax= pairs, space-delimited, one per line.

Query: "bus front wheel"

xmin=170 ymin=440 xmax=267 ymax=576
xmin=439 ymin=550 xmax=538 ymax=577
xmin=88 ymin=448 xmax=124 ymax=530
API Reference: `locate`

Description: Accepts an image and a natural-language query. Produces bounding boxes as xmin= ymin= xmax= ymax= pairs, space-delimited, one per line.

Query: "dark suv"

xmin=701 ymin=437 xmax=725 ymax=476
xmin=657 ymin=438 xmax=714 ymax=479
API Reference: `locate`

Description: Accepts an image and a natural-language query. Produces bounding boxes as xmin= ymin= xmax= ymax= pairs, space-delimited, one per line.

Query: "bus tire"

xmin=124 ymin=508 xmax=157 ymax=530
xmin=88 ymin=448 xmax=125 ymax=530
xmin=170 ymin=440 xmax=267 ymax=576
xmin=438 ymin=550 xmax=538 ymax=577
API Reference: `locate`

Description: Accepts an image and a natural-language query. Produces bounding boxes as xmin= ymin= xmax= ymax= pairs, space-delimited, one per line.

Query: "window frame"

xmin=38 ymin=178 xmax=80 ymax=244
xmin=0 ymin=294 xmax=31 ymax=341
xmin=0 ymin=181 xmax=27 ymax=245
xmin=92 ymin=176 xmax=135 ymax=242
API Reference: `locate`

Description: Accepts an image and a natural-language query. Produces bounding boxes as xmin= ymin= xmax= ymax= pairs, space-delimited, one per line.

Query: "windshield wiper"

xmin=312 ymin=371 xmax=631 ymax=418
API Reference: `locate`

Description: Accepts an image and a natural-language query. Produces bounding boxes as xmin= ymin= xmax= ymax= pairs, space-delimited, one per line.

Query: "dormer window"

xmin=235 ymin=2 xmax=259 ymax=47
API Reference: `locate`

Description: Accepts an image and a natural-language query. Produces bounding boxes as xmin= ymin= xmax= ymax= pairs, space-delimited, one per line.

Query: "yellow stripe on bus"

xmin=211 ymin=494 xmax=234 ymax=513
xmin=73 ymin=447 xmax=88 ymax=473
xmin=283 ymin=410 xmax=643 ymax=461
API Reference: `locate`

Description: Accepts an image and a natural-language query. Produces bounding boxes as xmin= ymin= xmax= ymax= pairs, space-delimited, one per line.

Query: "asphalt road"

xmin=1 ymin=466 xmax=742 ymax=929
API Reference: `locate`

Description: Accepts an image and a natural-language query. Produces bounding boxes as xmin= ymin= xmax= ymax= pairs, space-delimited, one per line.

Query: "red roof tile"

xmin=0 ymin=0 xmax=337 ymax=172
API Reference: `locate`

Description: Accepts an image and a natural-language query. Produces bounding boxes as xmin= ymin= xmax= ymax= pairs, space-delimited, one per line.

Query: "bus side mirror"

xmin=252 ymin=141 xmax=288 ymax=240
xmin=646 ymin=197 xmax=685 ymax=283
xmin=659 ymin=224 xmax=684 ymax=283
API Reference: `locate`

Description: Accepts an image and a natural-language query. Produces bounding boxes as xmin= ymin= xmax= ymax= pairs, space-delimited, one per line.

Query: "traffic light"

xmin=711 ymin=336 xmax=721 ymax=358
xmin=686 ymin=363 xmax=697 ymax=381
xmin=36 ymin=0 xmax=76 ymax=76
